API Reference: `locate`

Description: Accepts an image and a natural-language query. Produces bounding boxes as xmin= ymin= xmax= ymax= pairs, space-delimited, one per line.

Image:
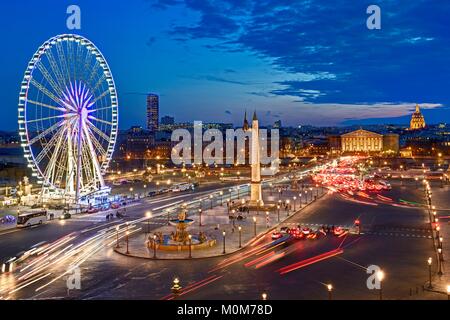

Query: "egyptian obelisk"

xmin=249 ymin=111 xmax=263 ymax=206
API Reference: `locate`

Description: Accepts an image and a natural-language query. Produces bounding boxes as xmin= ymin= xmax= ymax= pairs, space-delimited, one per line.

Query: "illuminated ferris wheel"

xmin=18 ymin=34 xmax=118 ymax=203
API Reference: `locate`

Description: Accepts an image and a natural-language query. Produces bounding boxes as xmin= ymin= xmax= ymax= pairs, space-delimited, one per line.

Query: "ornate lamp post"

xmin=126 ymin=231 xmax=130 ymax=254
xmin=238 ymin=226 xmax=242 ymax=248
xmin=153 ymin=234 xmax=157 ymax=259
xmin=377 ymin=270 xmax=384 ymax=300
xmin=198 ymin=209 xmax=202 ymax=227
xmin=427 ymin=257 xmax=433 ymax=288
xmin=222 ymin=231 xmax=226 ymax=254
xmin=277 ymin=205 xmax=280 ymax=222
xmin=327 ymin=284 xmax=333 ymax=300
xmin=253 ymin=216 xmax=257 ymax=237
xmin=188 ymin=234 xmax=192 ymax=259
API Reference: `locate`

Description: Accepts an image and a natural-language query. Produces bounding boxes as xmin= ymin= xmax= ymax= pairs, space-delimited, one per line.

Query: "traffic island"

xmin=114 ymin=187 xmax=328 ymax=260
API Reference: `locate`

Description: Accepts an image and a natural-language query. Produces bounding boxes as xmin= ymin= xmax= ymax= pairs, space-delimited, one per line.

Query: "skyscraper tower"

xmin=146 ymin=94 xmax=159 ymax=132
xmin=249 ymin=111 xmax=263 ymax=206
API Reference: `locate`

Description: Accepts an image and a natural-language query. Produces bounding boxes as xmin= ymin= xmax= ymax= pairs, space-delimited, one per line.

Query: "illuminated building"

xmin=341 ymin=129 xmax=383 ymax=153
xmin=410 ymin=104 xmax=426 ymax=130
xmin=146 ymin=94 xmax=159 ymax=132
xmin=161 ymin=116 xmax=175 ymax=125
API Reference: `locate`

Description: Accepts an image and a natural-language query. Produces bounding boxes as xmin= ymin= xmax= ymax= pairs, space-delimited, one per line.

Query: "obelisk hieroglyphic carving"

xmin=249 ymin=111 xmax=263 ymax=206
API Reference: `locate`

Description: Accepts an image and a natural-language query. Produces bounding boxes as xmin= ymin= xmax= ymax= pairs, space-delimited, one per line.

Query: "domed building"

xmin=410 ymin=104 xmax=426 ymax=130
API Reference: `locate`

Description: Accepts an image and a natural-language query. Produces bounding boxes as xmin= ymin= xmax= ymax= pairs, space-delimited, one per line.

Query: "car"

xmin=271 ymin=231 xmax=283 ymax=240
xmin=110 ymin=203 xmax=120 ymax=209
xmin=59 ymin=213 xmax=71 ymax=220
xmin=333 ymin=226 xmax=348 ymax=237
xmin=87 ymin=207 xmax=99 ymax=214
xmin=147 ymin=191 xmax=157 ymax=197
xmin=288 ymin=227 xmax=305 ymax=239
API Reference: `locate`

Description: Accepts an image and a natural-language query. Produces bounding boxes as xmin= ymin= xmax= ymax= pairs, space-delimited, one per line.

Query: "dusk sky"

xmin=1 ymin=0 xmax=450 ymax=130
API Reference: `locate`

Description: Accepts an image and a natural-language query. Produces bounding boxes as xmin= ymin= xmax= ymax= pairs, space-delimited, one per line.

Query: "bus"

xmin=17 ymin=211 xmax=47 ymax=228
xmin=171 ymin=183 xmax=194 ymax=192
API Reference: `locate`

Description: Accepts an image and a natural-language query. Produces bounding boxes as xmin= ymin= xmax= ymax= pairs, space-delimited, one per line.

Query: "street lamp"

xmin=115 ymin=225 xmax=120 ymax=248
xmin=261 ymin=292 xmax=268 ymax=301
xmin=222 ymin=231 xmax=226 ymax=254
xmin=126 ymin=231 xmax=130 ymax=254
xmin=277 ymin=205 xmax=280 ymax=222
xmin=286 ymin=200 xmax=290 ymax=216
xmin=327 ymin=284 xmax=333 ymax=300
xmin=238 ymin=226 xmax=242 ymax=248
xmin=153 ymin=234 xmax=157 ymax=259
xmin=293 ymin=196 xmax=297 ymax=211
xmin=188 ymin=234 xmax=192 ymax=259
xmin=220 ymin=191 xmax=224 ymax=206
xmin=210 ymin=194 xmax=214 ymax=209
xmin=256 ymin=199 xmax=260 ymax=215
xmin=427 ymin=257 xmax=433 ymax=289
xmin=377 ymin=270 xmax=384 ymax=300
xmin=171 ymin=277 xmax=182 ymax=295
xmin=266 ymin=211 xmax=269 ymax=229
xmin=253 ymin=216 xmax=257 ymax=237
xmin=198 ymin=209 xmax=202 ymax=227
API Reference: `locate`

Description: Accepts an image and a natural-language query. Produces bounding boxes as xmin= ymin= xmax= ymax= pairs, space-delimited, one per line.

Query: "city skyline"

xmin=1 ymin=1 xmax=450 ymax=131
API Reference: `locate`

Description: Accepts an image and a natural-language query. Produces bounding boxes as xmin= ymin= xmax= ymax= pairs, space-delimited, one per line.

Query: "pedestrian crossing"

xmin=364 ymin=231 xmax=432 ymax=239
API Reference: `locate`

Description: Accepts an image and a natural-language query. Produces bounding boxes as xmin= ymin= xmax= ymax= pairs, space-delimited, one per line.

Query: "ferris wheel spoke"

xmin=26 ymin=114 xmax=66 ymax=124
xmin=40 ymin=127 xmax=66 ymax=183
xmin=30 ymin=78 xmax=64 ymax=107
xmin=36 ymin=61 xmax=64 ymax=97
xmin=87 ymin=61 xmax=100 ymax=88
xmin=28 ymin=119 xmax=64 ymax=146
xmin=26 ymin=99 xmax=65 ymax=112
xmin=45 ymin=49 xmax=67 ymax=90
xmin=86 ymin=127 xmax=107 ymax=159
xmin=86 ymin=120 xmax=110 ymax=142
xmin=91 ymin=73 xmax=106 ymax=93
xmin=82 ymin=123 xmax=105 ymax=187
xmin=89 ymin=88 xmax=110 ymax=107
xmin=35 ymin=125 xmax=66 ymax=165
xmin=88 ymin=115 xmax=113 ymax=126
xmin=56 ymin=41 xmax=71 ymax=84
xmin=88 ymin=105 xmax=114 ymax=113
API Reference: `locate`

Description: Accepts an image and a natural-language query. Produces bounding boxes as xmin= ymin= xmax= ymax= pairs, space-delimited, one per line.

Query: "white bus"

xmin=171 ymin=183 xmax=193 ymax=192
xmin=17 ymin=211 xmax=47 ymax=228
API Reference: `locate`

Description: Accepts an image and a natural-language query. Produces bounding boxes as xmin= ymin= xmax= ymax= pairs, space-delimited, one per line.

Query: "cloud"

xmin=154 ymin=0 xmax=450 ymax=109
xmin=146 ymin=37 xmax=157 ymax=47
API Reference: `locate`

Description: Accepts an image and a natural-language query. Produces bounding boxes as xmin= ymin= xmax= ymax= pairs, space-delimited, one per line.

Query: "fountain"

xmin=147 ymin=209 xmax=216 ymax=252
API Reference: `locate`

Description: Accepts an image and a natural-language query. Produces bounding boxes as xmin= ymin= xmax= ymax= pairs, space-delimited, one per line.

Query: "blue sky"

xmin=1 ymin=0 xmax=449 ymax=130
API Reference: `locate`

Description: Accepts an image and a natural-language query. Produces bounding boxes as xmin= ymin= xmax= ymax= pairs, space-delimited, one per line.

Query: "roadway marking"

xmin=364 ymin=231 xmax=432 ymax=239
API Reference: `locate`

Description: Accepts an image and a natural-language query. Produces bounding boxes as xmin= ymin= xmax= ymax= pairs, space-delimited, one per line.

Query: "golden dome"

xmin=410 ymin=104 xmax=426 ymax=130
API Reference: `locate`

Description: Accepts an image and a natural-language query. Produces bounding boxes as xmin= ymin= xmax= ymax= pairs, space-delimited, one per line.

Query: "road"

xmin=1 ymin=178 xmax=442 ymax=300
